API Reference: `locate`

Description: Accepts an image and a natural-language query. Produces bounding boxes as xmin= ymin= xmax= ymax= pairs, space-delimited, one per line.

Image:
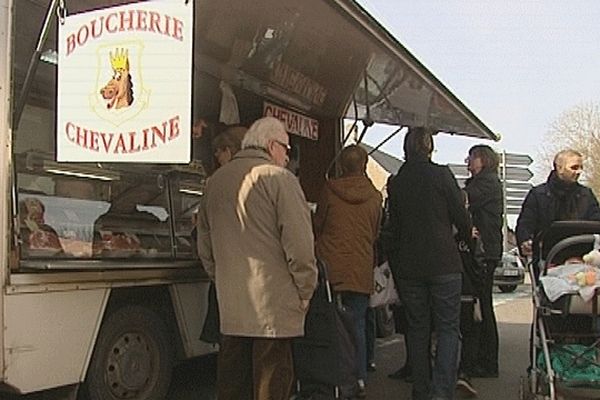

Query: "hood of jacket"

xmin=326 ymin=175 xmax=380 ymax=204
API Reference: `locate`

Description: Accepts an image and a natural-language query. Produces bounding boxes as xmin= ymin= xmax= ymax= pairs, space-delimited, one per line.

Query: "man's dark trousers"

xmin=217 ymin=335 xmax=294 ymax=400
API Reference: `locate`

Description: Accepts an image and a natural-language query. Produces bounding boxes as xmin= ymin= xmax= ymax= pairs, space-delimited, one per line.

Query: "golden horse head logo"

xmin=100 ymin=48 xmax=134 ymax=110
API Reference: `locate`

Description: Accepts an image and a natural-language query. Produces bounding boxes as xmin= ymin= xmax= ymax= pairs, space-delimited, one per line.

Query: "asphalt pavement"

xmin=167 ymin=283 xmax=533 ymax=400
xmin=364 ymin=284 xmax=532 ymax=399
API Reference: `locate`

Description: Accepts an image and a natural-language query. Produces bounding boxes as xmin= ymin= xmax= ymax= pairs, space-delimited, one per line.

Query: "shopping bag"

xmin=369 ymin=261 xmax=399 ymax=308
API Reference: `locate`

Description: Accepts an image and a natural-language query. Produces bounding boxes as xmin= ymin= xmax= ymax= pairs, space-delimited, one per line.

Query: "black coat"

xmin=516 ymin=172 xmax=600 ymax=262
xmin=386 ymin=158 xmax=471 ymax=280
xmin=464 ymin=170 xmax=503 ymax=261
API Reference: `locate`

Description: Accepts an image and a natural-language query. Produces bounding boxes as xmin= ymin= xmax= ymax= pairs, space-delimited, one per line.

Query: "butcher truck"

xmin=0 ymin=0 xmax=497 ymax=398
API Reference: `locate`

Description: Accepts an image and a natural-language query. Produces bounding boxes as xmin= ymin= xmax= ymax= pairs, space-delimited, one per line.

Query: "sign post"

xmin=501 ymin=151 xmax=533 ymax=250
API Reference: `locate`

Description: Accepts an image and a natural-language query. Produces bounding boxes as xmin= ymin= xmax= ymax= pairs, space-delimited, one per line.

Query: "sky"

xmin=354 ymin=0 xmax=600 ymax=184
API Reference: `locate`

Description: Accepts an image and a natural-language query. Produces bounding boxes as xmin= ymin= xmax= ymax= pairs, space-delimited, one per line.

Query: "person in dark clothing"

xmin=386 ymin=127 xmax=471 ymax=400
xmin=463 ymin=144 xmax=503 ymax=380
xmin=455 ymin=189 xmax=484 ymax=397
xmin=516 ymin=149 xmax=600 ymax=273
xmin=381 ymin=177 xmax=414 ymax=382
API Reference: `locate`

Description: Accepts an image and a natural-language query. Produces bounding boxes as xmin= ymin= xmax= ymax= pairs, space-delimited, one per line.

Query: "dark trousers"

xmin=366 ymin=307 xmax=376 ymax=364
xmin=399 ymin=273 xmax=462 ymax=400
xmin=340 ymin=292 xmax=369 ymax=380
xmin=217 ymin=335 xmax=294 ymax=400
xmin=459 ymin=299 xmax=479 ymax=373
xmin=477 ymin=261 xmax=499 ymax=373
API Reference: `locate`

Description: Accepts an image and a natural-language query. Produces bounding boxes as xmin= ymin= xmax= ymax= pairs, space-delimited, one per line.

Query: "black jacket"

xmin=516 ymin=171 xmax=600 ymax=262
xmin=464 ymin=170 xmax=503 ymax=261
xmin=386 ymin=158 xmax=471 ymax=280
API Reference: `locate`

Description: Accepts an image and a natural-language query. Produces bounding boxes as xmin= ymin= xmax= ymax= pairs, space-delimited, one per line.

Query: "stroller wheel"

xmin=519 ymin=375 xmax=537 ymax=400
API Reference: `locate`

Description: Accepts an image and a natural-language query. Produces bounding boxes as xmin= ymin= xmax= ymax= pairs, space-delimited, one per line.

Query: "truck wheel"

xmin=83 ymin=305 xmax=173 ymax=400
xmin=499 ymin=284 xmax=517 ymax=293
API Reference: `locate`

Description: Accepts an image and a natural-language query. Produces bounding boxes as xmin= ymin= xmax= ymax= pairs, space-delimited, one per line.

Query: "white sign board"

xmin=57 ymin=0 xmax=193 ymax=163
xmin=263 ymin=102 xmax=319 ymax=140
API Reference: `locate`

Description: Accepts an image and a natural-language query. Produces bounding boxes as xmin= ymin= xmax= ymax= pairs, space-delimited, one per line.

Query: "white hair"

xmin=241 ymin=117 xmax=287 ymax=149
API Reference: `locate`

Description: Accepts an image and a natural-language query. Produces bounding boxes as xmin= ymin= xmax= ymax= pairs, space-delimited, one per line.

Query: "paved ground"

xmin=168 ymin=283 xmax=534 ymax=400
xmin=364 ymin=284 xmax=531 ymax=400
xmin=1 ymin=283 xmax=532 ymax=400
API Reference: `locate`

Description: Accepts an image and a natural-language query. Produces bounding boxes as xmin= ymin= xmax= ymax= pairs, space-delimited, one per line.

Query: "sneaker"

xmin=367 ymin=362 xmax=377 ymax=372
xmin=456 ymin=375 xmax=478 ymax=398
xmin=355 ymin=379 xmax=367 ymax=398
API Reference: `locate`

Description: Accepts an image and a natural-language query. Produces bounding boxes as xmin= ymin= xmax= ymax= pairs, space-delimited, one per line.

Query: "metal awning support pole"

xmin=342 ymin=95 xmax=359 ymax=146
xmin=356 ymin=71 xmax=372 ymax=144
xmin=12 ymin=0 xmax=60 ymax=129
xmin=368 ymin=126 xmax=406 ymax=155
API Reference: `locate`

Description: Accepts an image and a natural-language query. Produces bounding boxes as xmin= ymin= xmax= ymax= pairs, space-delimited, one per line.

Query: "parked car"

xmin=494 ymin=247 xmax=526 ymax=293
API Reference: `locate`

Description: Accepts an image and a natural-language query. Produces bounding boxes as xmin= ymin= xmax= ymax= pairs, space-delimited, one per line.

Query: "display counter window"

xmin=16 ymin=166 xmax=179 ymax=261
xmin=171 ymin=175 xmax=205 ymax=259
xmin=90 ymin=177 xmax=172 ymax=259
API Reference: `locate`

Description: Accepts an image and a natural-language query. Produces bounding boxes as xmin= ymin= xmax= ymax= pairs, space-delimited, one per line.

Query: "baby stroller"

xmin=521 ymin=221 xmax=600 ymax=400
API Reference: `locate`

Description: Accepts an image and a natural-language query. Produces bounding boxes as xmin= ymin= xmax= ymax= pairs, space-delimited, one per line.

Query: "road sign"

xmin=506 ymin=206 xmax=522 ymax=215
xmin=447 ymin=164 xmax=534 ymax=183
xmin=506 ymin=187 xmax=530 ymax=196
xmin=505 ymin=182 xmax=533 ymax=192
xmin=447 ymin=163 xmax=469 ymax=178
xmin=505 ymin=167 xmax=533 ymax=182
xmin=505 ymin=187 xmax=530 ymax=201
xmin=501 ymin=152 xmax=533 ymax=218
xmin=503 ymin=153 xmax=533 ymax=167
xmin=506 ymin=198 xmax=526 ymax=208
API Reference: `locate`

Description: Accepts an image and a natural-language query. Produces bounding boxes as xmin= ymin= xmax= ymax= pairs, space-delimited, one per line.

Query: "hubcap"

xmin=106 ymin=332 xmax=156 ymax=399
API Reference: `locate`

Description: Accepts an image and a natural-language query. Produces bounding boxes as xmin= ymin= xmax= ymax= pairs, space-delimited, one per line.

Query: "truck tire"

xmin=499 ymin=284 xmax=518 ymax=293
xmin=83 ymin=305 xmax=173 ymax=400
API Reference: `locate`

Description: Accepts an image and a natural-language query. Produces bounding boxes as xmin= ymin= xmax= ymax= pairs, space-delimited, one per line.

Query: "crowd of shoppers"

xmin=196 ymin=116 xmax=600 ymax=400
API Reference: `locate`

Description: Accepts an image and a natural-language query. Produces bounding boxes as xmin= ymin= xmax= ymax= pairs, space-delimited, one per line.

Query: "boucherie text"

xmin=64 ymin=116 xmax=180 ymax=154
xmin=66 ymin=9 xmax=184 ymax=56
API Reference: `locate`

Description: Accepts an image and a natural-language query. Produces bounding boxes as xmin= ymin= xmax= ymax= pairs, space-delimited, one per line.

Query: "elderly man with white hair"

xmin=197 ymin=116 xmax=317 ymax=400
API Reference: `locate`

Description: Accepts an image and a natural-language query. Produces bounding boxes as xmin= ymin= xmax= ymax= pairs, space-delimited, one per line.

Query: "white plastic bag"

xmin=369 ymin=261 xmax=400 ymax=308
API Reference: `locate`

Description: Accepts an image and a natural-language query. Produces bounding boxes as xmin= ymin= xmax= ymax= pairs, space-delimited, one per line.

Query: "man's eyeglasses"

xmin=274 ymin=140 xmax=291 ymax=155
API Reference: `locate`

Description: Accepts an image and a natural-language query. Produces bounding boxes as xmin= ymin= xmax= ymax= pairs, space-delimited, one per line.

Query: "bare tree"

xmin=539 ymin=102 xmax=600 ymax=195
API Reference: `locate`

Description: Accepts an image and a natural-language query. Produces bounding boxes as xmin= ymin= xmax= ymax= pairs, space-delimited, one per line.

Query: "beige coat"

xmin=197 ymin=148 xmax=317 ymax=337
xmin=314 ymin=175 xmax=382 ymax=294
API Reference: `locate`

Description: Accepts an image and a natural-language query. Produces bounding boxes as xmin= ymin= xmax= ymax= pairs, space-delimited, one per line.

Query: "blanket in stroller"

xmin=537 ymin=344 xmax=600 ymax=387
xmin=540 ymin=264 xmax=600 ymax=302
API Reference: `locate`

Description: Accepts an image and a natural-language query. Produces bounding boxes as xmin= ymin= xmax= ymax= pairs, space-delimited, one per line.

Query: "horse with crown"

xmin=100 ymin=48 xmax=134 ymax=110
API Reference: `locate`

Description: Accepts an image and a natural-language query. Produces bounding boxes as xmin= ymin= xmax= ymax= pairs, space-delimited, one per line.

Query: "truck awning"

xmin=336 ymin=0 xmax=497 ymax=140
xmin=14 ymin=0 xmax=496 ymax=140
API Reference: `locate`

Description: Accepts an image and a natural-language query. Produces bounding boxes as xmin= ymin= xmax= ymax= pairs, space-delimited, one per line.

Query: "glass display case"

xmin=15 ymin=151 xmax=205 ymax=262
